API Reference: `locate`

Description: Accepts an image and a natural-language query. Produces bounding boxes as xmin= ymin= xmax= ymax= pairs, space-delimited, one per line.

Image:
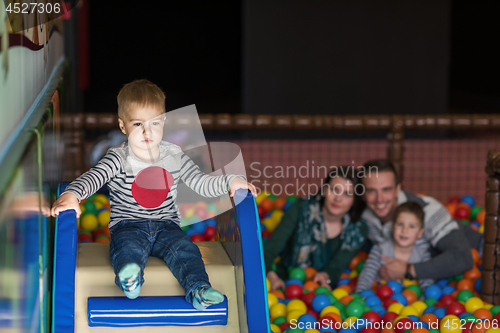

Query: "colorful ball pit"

xmin=264 ymin=194 xmax=488 ymax=333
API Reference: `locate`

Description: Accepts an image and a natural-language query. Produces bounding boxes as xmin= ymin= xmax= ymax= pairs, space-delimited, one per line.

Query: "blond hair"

xmin=117 ymin=79 xmax=165 ymax=119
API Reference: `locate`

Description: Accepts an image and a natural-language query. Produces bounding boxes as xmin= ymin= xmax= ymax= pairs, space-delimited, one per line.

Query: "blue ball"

xmin=436 ymin=279 xmax=449 ymax=287
xmin=461 ymin=195 xmax=475 ymax=207
xmin=407 ymin=315 xmax=419 ymax=322
xmin=471 ymin=221 xmax=480 ymax=229
xmin=360 ymin=290 xmax=376 ymax=298
xmin=420 ymin=321 xmax=429 ymax=329
xmin=442 ymin=285 xmax=456 ymax=295
xmin=285 ymin=279 xmax=303 ymax=288
xmin=283 ymin=201 xmax=293 ymax=211
xmin=312 ymin=294 xmax=331 ymax=313
xmin=344 ymin=268 xmax=351 ymax=274
xmin=338 ymin=278 xmax=351 ymax=286
xmin=459 ymin=312 xmax=473 ymax=320
xmin=365 ymin=296 xmax=382 ymax=307
xmin=185 ymin=228 xmax=197 ymax=237
xmin=387 ymin=280 xmax=403 ymax=294
xmin=298 ymin=313 xmax=317 ymax=326
xmin=206 ymin=218 xmax=217 ymax=226
xmin=423 ymin=306 xmax=436 ymax=315
xmin=190 ymin=221 xmax=206 ymax=234
xmin=355 ymin=318 xmax=370 ymax=329
xmin=424 ymin=285 xmax=442 ymax=300
xmin=434 ymin=308 xmax=446 ymax=319
xmin=338 ymin=329 xmax=358 ymax=333
xmin=372 ymin=305 xmax=386 ymax=314
xmin=260 ymin=223 xmax=267 ymax=231
xmin=475 ymin=277 xmax=481 ymax=293
xmin=390 ymin=293 xmax=407 ymax=306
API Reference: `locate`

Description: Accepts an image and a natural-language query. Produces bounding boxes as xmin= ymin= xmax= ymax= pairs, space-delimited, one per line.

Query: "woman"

xmin=264 ymin=166 xmax=367 ymax=291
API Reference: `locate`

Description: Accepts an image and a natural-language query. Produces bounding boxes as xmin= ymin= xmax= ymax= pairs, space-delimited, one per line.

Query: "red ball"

xmin=203 ymin=225 xmax=216 ymax=240
xmin=439 ymin=294 xmax=456 ymax=307
xmin=377 ymin=285 xmax=394 ymax=301
xmin=383 ymin=298 xmax=398 ymax=309
xmin=455 ymin=207 xmax=469 ymax=220
xmin=307 ymin=309 xmax=319 ymax=321
xmin=446 ymin=301 xmax=466 ymax=316
xmin=363 ymin=310 xmax=382 ymax=324
xmin=257 ymin=205 xmax=265 ymax=218
xmin=79 ymin=233 xmax=93 ymax=243
xmin=361 ymin=327 xmax=381 ymax=333
xmin=194 ymin=206 xmax=207 ymax=220
xmin=285 ymin=283 xmax=303 ymax=299
xmin=190 ymin=234 xmax=205 ymax=242
xmin=495 ymin=312 xmax=500 ymax=322
xmin=448 ymin=197 xmax=460 ymax=205
xmin=434 ymin=302 xmax=445 ymax=308
xmin=279 ymin=322 xmax=290 ymax=331
xmin=382 ymin=312 xmax=399 ymax=326
xmin=261 ymin=230 xmax=271 ymax=239
xmin=395 ymin=318 xmax=413 ymax=333
xmin=301 ymin=291 xmax=316 ymax=310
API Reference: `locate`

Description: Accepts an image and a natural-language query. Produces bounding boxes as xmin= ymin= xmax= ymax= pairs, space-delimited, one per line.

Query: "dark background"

xmin=83 ymin=0 xmax=500 ymax=115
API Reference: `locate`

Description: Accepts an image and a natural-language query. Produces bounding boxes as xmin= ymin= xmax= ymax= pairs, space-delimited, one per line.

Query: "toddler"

xmin=51 ymin=79 xmax=256 ymax=309
xmin=355 ymin=202 xmax=433 ymax=292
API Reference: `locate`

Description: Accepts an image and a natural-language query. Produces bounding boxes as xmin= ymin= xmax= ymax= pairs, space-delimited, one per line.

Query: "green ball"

xmin=463 ymin=315 xmax=477 ymax=323
xmin=79 ymin=229 xmax=92 ymax=236
xmin=364 ymin=305 xmax=372 ymax=313
xmin=351 ymin=293 xmax=363 ymax=301
xmin=327 ymin=293 xmax=337 ymax=305
xmin=287 ymin=195 xmax=298 ymax=203
xmin=454 ymin=274 xmax=464 ymax=281
xmin=424 ymin=298 xmax=438 ymax=307
xmin=268 ymin=194 xmax=277 ymax=201
xmin=470 ymin=206 xmax=483 ymax=220
xmin=287 ymin=266 xmax=295 ymax=274
xmin=289 ymin=268 xmax=306 ymax=283
xmin=287 ymin=328 xmax=305 ymax=333
xmin=315 ymin=286 xmax=331 ymax=296
xmin=490 ymin=305 xmax=500 ymax=318
xmin=457 ymin=290 xmax=474 ymax=303
xmin=403 ymin=330 xmax=412 ymax=333
xmin=346 ymin=300 xmax=365 ymax=318
xmin=83 ymin=201 xmax=97 ymax=215
xmin=340 ymin=310 xmax=347 ymax=321
xmin=273 ymin=316 xmax=287 ymax=326
xmin=357 ymin=261 xmax=365 ymax=273
xmin=460 ymin=219 xmax=470 ymax=225
xmin=272 ymin=263 xmax=277 ymax=272
xmin=333 ymin=301 xmax=346 ymax=312
xmin=406 ymin=285 xmax=422 ymax=298
xmin=429 ymin=329 xmax=440 ymax=333
xmin=181 ymin=225 xmax=189 ymax=232
xmin=207 ymin=203 xmax=218 ymax=212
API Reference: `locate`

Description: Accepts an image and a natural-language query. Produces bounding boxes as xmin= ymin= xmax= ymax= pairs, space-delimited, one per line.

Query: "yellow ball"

xmin=388 ymin=303 xmax=404 ymax=315
xmin=411 ymin=301 xmax=427 ymax=316
xmin=400 ymin=306 xmax=419 ymax=317
xmin=465 ymin=297 xmax=484 ymax=313
xmin=263 ymin=218 xmax=279 ymax=232
xmin=270 ymin=303 xmax=287 ymax=319
xmin=344 ymin=317 xmax=358 ymax=328
xmin=485 ymin=329 xmax=500 ymax=333
xmin=485 ymin=304 xmax=493 ymax=310
xmin=440 ymin=315 xmax=462 ymax=333
xmin=320 ymin=305 xmax=341 ymax=318
xmin=80 ymin=205 xmax=86 ymax=214
xmin=349 ymin=270 xmax=358 ymax=279
xmin=270 ymin=324 xmax=281 ymax=333
xmin=332 ymin=288 xmax=349 ymax=300
xmin=94 ymin=201 xmax=104 ymax=210
xmin=256 ymin=191 xmax=270 ymax=205
xmin=393 ymin=316 xmax=405 ymax=325
xmin=267 ymin=278 xmax=271 ymax=292
xmin=305 ymin=330 xmax=321 ymax=333
xmin=271 ymin=210 xmax=284 ymax=221
xmin=479 ymin=224 xmax=484 ymax=233
xmin=268 ymin=293 xmax=278 ymax=309
xmin=184 ymin=207 xmax=195 ymax=219
xmin=80 ymin=214 xmax=98 ymax=231
xmin=403 ymin=279 xmax=419 ymax=287
xmin=97 ymin=210 xmax=110 ymax=227
xmin=93 ymin=194 xmax=108 ymax=205
xmin=287 ymin=309 xmax=305 ymax=323
xmin=77 ymin=218 xmax=80 ymax=228
xmin=287 ymin=299 xmax=307 ymax=313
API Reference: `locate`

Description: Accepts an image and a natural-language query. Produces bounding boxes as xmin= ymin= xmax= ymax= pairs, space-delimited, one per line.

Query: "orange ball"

xmin=340 ymin=295 xmax=355 ymax=305
xmin=476 ymin=211 xmax=485 ymax=224
xmin=324 ymin=312 xmax=342 ymax=324
xmin=382 ymin=325 xmax=396 ymax=333
xmin=349 ymin=256 xmax=361 ymax=271
xmin=402 ymin=289 xmax=418 ymax=304
xmin=472 ymin=322 xmax=488 ymax=333
xmin=446 ymin=203 xmax=457 ymax=217
xmin=464 ymin=266 xmax=481 ymax=280
xmin=473 ymin=308 xmax=493 ymax=321
xmin=420 ymin=314 xmax=439 ymax=327
xmin=304 ymin=281 xmax=320 ymax=291
xmin=338 ymin=284 xmax=352 ymax=293
xmin=451 ymin=290 xmax=459 ymax=299
xmin=357 ymin=251 xmax=368 ymax=262
xmin=260 ymin=198 xmax=274 ymax=213
xmin=270 ymin=290 xmax=285 ymax=300
xmin=274 ymin=197 xmax=287 ymax=210
xmin=471 ymin=249 xmax=480 ymax=265
xmin=304 ymin=267 xmax=317 ymax=281
xmin=457 ymin=279 xmax=475 ymax=291
xmin=339 ymin=272 xmax=350 ymax=279
xmin=411 ymin=328 xmax=430 ymax=333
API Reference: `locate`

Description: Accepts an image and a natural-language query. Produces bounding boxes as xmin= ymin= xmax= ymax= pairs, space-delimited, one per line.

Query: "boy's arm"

xmin=355 ymin=244 xmax=383 ymax=293
xmin=179 ymin=152 xmax=245 ymax=198
xmin=61 ymin=151 xmax=120 ymax=202
xmin=416 ymin=247 xmax=434 ymax=289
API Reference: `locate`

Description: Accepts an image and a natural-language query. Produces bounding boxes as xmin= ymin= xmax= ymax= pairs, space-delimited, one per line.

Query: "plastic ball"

xmin=424 ymin=285 xmax=442 ymax=300
xmin=79 ymin=232 xmax=93 ymax=243
xmin=395 ymin=317 xmax=414 ymax=333
xmin=455 ymin=207 xmax=469 ymax=220
xmin=387 ymin=281 xmax=403 ymax=294
xmin=270 ymin=323 xmax=281 ymax=333
xmin=94 ymin=234 xmax=110 ymax=243
xmin=286 ymin=284 xmax=304 ymax=299
xmin=320 ymin=305 xmax=341 ymax=318
xmin=97 ymin=210 xmax=110 ymax=227
xmin=290 ymin=268 xmax=307 ymax=283
xmin=401 ymin=289 xmax=418 ymax=304
xmin=286 ymin=279 xmax=304 ymax=288
xmin=80 ymin=214 xmax=98 ymax=231
xmin=474 ymin=278 xmax=481 ymax=293
xmin=377 ymin=285 xmax=394 ymax=301
xmin=465 ymin=297 xmax=484 ymax=314
xmin=312 ymin=294 xmax=331 ymax=313
xmin=345 ymin=301 xmax=365 ymax=318
xmin=473 ymin=308 xmax=492 ymax=321
xmin=447 ymin=302 xmax=466 ymax=316
xmin=439 ymin=315 xmax=462 ymax=333
xmin=332 ymin=288 xmax=349 ymax=300
xmin=288 ymin=299 xmax=307 ymax=313
xmin=461 ymin=195 xmax=475 ymax=207
xmin=391 ymin=293 xmax=408 ymax=306
xmin=83 ymin=201 xmax=97 ymax=215
xmin=400 ymin=306 xmax=419 ymax=317
xmin=268 ymin=292 xmax=278 ymax=308
xmin=287 ymin=309 xmax=306 ymax=323
xmin=434 ymin=308 xmax=446 ymax=319
xmin=388 ymin=303 xmax=404 ymax=315
xmin=190 ymin=234 xmax=205 ymax=242
xmin=365 ymin=296 xmax=382 ymax=307
xmin=271 ymin=302 xmax=287 ymax=318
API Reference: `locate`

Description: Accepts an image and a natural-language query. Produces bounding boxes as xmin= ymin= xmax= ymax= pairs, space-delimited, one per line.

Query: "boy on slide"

xmin=51 ymin=79 xmax=256 ymax=309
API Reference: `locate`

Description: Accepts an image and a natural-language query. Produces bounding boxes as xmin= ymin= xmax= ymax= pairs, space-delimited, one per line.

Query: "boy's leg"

xmin=151 ymin=221 xmax=218 ymax=305
xmin=109 ymin=221 xmax=152 ymax=297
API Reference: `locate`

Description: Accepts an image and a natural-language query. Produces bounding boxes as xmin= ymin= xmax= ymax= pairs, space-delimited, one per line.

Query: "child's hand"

xmin=313 ymin=272 xmax=332 ymax=291
xmin=229 ymin=177 xmax=257 ymax=197
xmin=51 ymin=192 xmax=82 ymax=218
xmin=267 ymin=271 xmax=286 ymax=291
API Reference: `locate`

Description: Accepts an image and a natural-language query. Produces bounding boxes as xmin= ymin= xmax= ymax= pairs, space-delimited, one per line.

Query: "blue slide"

xmin=52 ymin=183 xmax=270 ymax=332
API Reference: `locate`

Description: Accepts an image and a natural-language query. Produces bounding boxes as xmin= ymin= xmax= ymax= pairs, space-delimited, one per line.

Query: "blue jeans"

xmin=109 ymin=220 xmax=210 ymax=303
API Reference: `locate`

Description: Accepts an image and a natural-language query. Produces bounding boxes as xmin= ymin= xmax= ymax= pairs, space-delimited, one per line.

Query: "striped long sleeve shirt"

xmin=355 ymin=239 xmax=434 ymax=293
xmin=62 ymin=141 xmax=238 ymax=228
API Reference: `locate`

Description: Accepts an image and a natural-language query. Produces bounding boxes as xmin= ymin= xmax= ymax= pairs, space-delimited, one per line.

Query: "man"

xmin=360 ymin=159 xmax=482 ymax=281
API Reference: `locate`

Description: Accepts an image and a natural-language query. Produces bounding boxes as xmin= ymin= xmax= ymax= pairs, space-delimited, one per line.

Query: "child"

xmin=355 ymin=202 xmax=433 ymax=292
xmin=51 ymin=79 xmax=256 ymax=309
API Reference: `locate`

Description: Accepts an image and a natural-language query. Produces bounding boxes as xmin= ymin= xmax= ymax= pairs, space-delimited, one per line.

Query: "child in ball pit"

xmin=355 ymin=202 xmax=434 ymax=293
xmin=50 ymin=79 xmax=256 ymax=309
